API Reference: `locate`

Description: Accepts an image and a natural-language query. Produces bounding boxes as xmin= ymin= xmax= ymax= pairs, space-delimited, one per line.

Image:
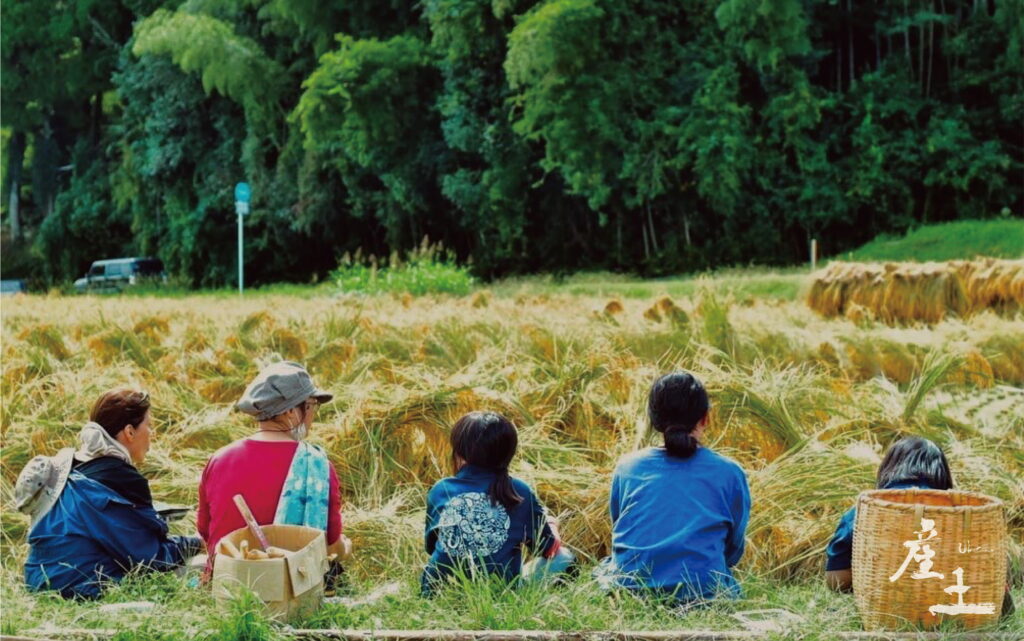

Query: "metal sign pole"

xmin=234 ymin=182 xmax=251 ymax=295
xmin=238 ymin=210 xmax=244 ymax=295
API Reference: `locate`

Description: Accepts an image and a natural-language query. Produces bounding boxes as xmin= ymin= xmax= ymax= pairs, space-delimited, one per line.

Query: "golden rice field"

xmin=1 ymin=272 xmax=1022 ymax=593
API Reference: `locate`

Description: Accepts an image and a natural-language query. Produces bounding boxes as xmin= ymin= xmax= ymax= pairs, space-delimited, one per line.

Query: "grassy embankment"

xmin=849 ymin=219 xmax=1024 ymax=262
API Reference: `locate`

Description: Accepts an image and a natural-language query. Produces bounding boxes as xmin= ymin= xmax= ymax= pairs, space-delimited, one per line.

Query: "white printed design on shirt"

xmin=437 ymin=492 xmax=510 ymax=557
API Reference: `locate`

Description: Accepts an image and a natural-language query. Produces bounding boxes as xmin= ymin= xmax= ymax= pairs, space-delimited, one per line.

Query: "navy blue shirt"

xmin=73 ymin=456 xmax=153 ymax=507
xmin=825 ymin=481 xmax=936 ymax=571
xmin=421 ymin=465 xmax=557 ymax=594
xmin=603 ymin=446 xmax=750 ymax=600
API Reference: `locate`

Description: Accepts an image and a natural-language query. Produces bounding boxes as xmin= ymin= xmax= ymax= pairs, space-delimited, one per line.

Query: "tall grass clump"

xmin=333 ymin=239 xmax=475 ymax=296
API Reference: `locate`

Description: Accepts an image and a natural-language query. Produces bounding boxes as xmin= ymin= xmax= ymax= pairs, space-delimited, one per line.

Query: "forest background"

xmin=2 ymin=0 xmax=1022 ymax=288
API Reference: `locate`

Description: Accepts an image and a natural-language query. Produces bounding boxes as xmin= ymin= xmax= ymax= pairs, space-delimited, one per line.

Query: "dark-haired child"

xmin=825 ymin=436 xmax=954 ymax=593
xmin=598 ymin=371 xmax=751 ymax=603
xmin=825 ymin=437 xmax=1017 ymax=618
xmin=421 ymin=411 xmax=574 ymax=595
xmin=825 ymin=437 xmax=1015 ymax=615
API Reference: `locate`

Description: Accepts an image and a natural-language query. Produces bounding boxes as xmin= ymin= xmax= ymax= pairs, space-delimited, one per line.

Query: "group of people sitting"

xmin=14 ymin=363 xmax=1013 ymax=614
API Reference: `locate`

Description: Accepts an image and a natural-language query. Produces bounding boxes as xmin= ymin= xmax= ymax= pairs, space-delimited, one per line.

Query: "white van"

xmin=73 ymin=258 xmax=167 ymax=293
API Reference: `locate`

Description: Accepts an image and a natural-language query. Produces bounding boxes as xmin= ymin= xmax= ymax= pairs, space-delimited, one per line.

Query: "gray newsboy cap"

xmin=236 ymin=361 xmax=333 ymax=420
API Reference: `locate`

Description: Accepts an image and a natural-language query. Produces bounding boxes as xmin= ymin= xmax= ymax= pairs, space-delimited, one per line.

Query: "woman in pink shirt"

xmin=197 ymin=362 xmax=350 ymax=574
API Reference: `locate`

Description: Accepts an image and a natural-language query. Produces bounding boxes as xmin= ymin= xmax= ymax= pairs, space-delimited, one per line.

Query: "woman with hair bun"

xmin=597 ymin=371 xmax=750 ymax=604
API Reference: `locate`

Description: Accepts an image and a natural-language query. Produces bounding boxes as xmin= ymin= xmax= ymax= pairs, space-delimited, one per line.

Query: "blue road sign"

xmin=234 ymin=182 xmax=252 ymax=203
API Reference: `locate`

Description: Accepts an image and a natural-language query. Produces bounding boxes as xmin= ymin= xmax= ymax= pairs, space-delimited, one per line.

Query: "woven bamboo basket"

xmin=851 ymin=489 xmax=1007 ymax=631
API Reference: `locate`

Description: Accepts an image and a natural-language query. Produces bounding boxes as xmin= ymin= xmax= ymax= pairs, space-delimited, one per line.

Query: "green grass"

xmin=849 ymin=219 xmax=1024 ymax=262
xmin=331 ymin=242 xmax=476 ymax=296
xmin=117 ymin=281 xmax=338 ymax=299
xmin=490 ymin=268 xmax=807 ymax=302
xmin=332 ymin=260 xmax=475 ymax=296
xmin=51 ymin=266 xmax=806 ymax=302
xmin=2 ymin=562 xmax=1019 ymax=639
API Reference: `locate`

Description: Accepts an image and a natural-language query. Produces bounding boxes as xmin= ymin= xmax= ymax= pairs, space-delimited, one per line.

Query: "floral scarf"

xmin=274 ymin=441 xmax=330 ymax=531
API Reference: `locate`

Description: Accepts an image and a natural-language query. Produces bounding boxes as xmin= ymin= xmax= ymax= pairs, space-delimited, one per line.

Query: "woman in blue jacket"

xmin=17 ymin=389 xmax=200 ymax=599
xmin=597 ymin=371 xmax=750 ymax=604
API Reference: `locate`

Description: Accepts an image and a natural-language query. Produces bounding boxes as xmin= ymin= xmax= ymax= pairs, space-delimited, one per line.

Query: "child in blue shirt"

xmin=598 ymin=371 xmax=750 ymax=603
xmin=825 ymin=436 xmax=954 ymax=592
xmin=825 ymin=436 xmax=1014 ymax=615
xmin=421 ymin=411 xmax=574 ymax=595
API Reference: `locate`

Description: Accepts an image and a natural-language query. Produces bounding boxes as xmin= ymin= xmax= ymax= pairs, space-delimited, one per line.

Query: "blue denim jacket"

xmin=25 ymin=472 xmax=199 ymax=599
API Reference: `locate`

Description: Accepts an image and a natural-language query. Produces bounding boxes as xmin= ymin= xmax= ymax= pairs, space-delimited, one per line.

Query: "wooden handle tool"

xmin=232 ymin=494 xmax=270 ymax=550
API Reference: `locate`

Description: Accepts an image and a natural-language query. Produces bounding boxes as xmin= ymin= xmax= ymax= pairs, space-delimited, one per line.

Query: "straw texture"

xmin=806 ymin=260 xmax=1024 ymax=324
xmin=851 ymin=489 xmax=1007 ymax=631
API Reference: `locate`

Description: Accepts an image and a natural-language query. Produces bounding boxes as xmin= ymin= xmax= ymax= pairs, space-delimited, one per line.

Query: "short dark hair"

xmin=450 ymin=411 xmax=523 ymax=511
xmin=877 ymin=437 xmax=953 ymax=490
xmin=647 ymin=371 xmax=709 ymax=458
xmin=90 ymin=388 xmax=151 ymax=439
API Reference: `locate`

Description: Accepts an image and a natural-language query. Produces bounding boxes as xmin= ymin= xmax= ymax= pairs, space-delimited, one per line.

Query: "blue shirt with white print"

xmin=602 ymin=446 xmax=750 ymax=601
xmin=421 ymin=464 xmax=557 ymax=595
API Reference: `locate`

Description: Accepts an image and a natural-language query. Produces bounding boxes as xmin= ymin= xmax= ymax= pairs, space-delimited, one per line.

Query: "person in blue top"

xmin=17 ymin=388 xmax=201 ymax=599
xmin=825 ymin=436 xmax=1014 ymax=615
xmin=421 ymin=411 xmax=574 ymax=595
xmin=597 ymin=371 xmax=750 ymax=604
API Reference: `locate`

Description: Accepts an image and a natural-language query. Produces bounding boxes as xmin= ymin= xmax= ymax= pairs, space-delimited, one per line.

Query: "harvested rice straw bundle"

xmin=806 ymin=262 xmax=856 ymax=317
xmin=537 ymin=479 xmax=611 ymax=559
xmin=593 ymin=299 xmax=625 ymax=322
xmin=944 ymin=350 xmax=995 ymax=388
xmin=642 ymin=305 xmax=662 ymax=323
xmin=848 ymin=268 xmax=890 ymax=313
xmin=715 ymin=420 xmax=787 ymax=462
xmin=957 ymin=259 xmax=1024 ymax=314
xmin=807 ymin=263 xmax=885 ymax=318
xmin=815 ymin=341 xmax=842 ymax=372
xmin=878 ymin=263 xmax=969 ymax=324
xmin=808 ymin=261 xmax=977 ymax=324
xmin=603 ymin=299 xmax=625 ymax=315
xmin=843 ymin=302 xmax=874 ymax=326
xmin=980 ymin=334 xmax=1024 ymax=384
xmin=469 ymin=290 xmax=492 ymax=308
xmin=745 ymin=442 xmax=875 ymax=579
xmin=842 ymin=339 xmax=882 ymax=380
xmin=653 ymin=295 xmax=689 ymax=326
xmin=132 ymin=316 xmax=171 ymax=343
xmin=18 ymin=324 xmax=71 ymax=360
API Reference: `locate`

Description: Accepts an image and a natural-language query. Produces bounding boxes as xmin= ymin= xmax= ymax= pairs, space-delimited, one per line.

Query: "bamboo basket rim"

xmin=856 ymin=488 xmax=1004 ymax=515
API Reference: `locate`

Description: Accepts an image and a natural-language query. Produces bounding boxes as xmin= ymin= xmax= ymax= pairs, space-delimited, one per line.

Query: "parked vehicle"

xmin=0 ymin=279 xmax=28 ymax=296
xmin=73 ymin=258 xmax=167 ymax=293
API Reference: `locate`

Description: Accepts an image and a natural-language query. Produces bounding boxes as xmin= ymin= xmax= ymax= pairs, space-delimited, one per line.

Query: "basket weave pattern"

xmin=851 ymin=489 xmax=1006 ymax=630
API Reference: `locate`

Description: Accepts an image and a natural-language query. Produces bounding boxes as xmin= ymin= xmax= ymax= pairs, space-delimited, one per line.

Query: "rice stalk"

xmin=902 ymin=350 xmax=962 ymax=423
xmin=1 ymin=280 xmax=1021 ymax=589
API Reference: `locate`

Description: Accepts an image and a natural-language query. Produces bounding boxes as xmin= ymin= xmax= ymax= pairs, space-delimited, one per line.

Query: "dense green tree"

xmin=297 ymin=34 xmax=446 ymax=250
xmin=3 ymin=0 xmax=1021 ymax=285
xmin=1 ymin=0 xmax=161 ymax=249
